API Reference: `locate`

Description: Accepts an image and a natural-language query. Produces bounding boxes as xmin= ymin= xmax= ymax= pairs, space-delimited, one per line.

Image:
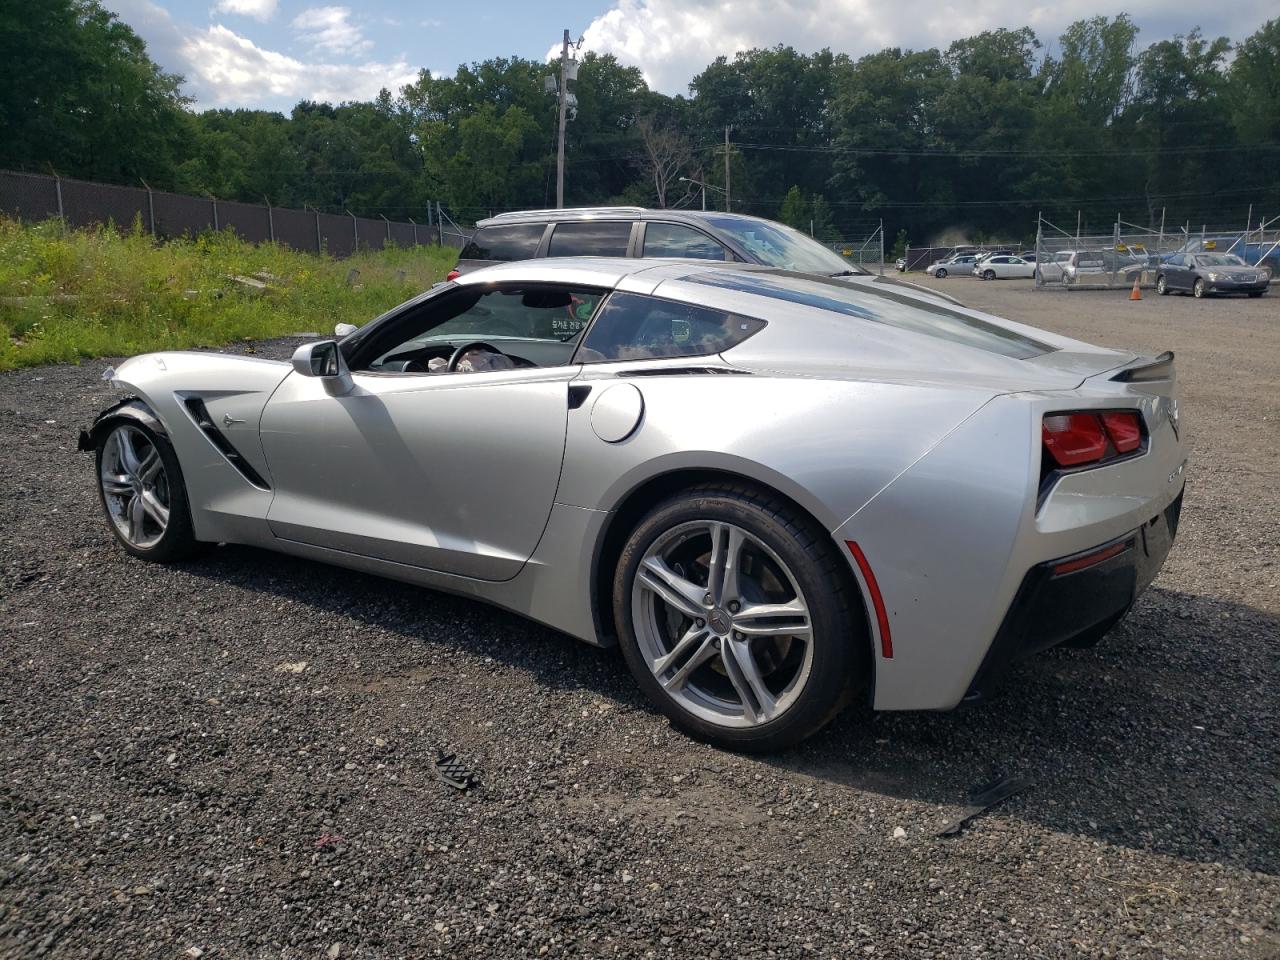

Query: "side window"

xmin=353 ymin=286 xmax=606 ymax=374
xmin=642 ymin=222 xmax=729 ymax=261
xmin=576 ymin=292 xmax=765 ymax=363
xmin=546 ymin=220 xmax=633 ymax=257
xmin=459 ymin=224 xmax=546 ymax=262
xmin=1167 ymin=254 xmax=1184 ymax=267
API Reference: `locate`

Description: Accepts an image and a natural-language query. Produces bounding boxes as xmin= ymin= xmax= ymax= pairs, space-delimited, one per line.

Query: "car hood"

xmin=1205 ymin=265 xmax=1262 ymax=276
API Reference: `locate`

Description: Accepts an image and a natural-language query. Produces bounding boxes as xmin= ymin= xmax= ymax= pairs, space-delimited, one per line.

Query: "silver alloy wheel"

xmin=1193 ymin=279 xmax=1205 ymax=298
xmin=1157 ymin=275 xmax=1167 ymax=295
xmin=100 ymin=424 xmax=171 ymax=549
xmin=631 ymin=520 xmax=814 ymax=728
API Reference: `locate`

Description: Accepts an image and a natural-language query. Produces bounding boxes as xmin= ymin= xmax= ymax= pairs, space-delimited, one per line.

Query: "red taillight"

xmin=1042 ymin=410 xmax=1144 ymax=469
xmin=446 ymin=269 xmax=461 ymax=281
xmin=1042 ymin=414 xmax=1107 ymax=466
xmin=1100 ymin=411 xmax=1141 ymax=453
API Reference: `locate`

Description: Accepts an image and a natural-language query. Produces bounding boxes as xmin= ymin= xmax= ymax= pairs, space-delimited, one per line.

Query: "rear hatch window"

xmin=684 ymin=269 xmax=1052 ymax=359
xmin=459 ymin=223 xmax=546 ymax=262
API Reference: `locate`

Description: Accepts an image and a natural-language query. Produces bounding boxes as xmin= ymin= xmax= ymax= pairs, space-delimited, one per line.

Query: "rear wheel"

xmin=1193 ymin=278 xmax=1206 ymax=299
xmin=983 ymin=269 xmax=996 ymax=281
xmin=1248 ymin=291 xmax=1263 ymax=299
xmin=613 ymin=483 xmax=867 ymax=752
xmin=96 ymin=420 xmax=204 ymax=562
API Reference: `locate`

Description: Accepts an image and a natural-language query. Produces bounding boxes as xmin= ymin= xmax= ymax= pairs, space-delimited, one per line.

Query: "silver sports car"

xmin=80 ymin=258 xmax=1186 ymax=751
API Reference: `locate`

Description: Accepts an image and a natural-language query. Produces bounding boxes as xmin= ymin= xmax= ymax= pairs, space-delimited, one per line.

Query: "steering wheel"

xmin=447 ymin=340 xmax=505 ymax=372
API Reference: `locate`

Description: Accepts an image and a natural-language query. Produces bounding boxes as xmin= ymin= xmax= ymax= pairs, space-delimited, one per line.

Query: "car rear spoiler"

xmin=1110 ymin=350 xmax=1175 ymax=383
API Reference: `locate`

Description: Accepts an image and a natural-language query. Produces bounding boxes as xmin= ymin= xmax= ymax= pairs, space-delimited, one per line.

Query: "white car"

xmin=973 ymin=255 xmax=1037 ymax=280
xmin=926 ymin=254 xmax=980 ymax=278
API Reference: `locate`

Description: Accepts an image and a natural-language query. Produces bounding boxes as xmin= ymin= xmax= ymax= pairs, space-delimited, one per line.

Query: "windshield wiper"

xmin=828 ymin=270 xmax=864 ymax=277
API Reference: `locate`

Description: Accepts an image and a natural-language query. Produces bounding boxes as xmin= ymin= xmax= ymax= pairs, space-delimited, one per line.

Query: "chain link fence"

xmin=0 ymin=169 xmax=447 ymax=257
xmin=1034 ymin=211 xmax=1280 ymax=290
xmin=899 ymin=242 xmax=1026 ymax=273
xmin=828 ymin=221 xmax=885 ymax=274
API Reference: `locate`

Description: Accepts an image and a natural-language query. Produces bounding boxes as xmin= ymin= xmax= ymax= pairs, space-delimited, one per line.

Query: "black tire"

xmin=983 ymin=269 xmax=996 ymax=281
xmin=94 ymin=418 xmax=207 ymax=563
xmin=935 ymin=268 xmax=947 ymax=278
xmin=1248 ymin=291 xmax=1263 ymax=298
xmin=613 ymin=482 xmax=868 ymax=752
xmin=1156 ymin=275 xmax=1168 ymax=295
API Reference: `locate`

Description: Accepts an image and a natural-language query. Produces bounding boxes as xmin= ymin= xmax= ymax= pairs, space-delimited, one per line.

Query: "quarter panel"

xmin=556 ymin=371 xmax=996 ymax=534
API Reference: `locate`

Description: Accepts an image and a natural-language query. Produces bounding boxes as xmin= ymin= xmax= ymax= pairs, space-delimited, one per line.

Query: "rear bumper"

xmin=964 ymin=488 xmax=1183 ymax=701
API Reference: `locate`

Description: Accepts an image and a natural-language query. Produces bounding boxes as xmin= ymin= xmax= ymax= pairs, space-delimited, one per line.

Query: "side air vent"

xmin=182 ymin=397 xmax=271 ymax=490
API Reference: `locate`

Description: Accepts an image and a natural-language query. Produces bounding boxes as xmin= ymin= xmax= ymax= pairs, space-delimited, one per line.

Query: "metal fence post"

xmin=265 ymin=196 xmax=275 ymax=243
xmin=409 ymin=217 xmax=418 ymax=246
xmin=53 ymin=173 xmax=64 ymax=225
xmin=348 ymin=209 xmax=357 ymax=250
xmin=1034 ymin=211 xmax=1043 ymax=288
xmin=141 ymin=179 xmax=155 ymax=238
xmin=381 ymin=214 xmax=391 ymax=243
xmin=878 ymin=219 xmax=884 ymax=277
xmin=437 ymin=201 xmax=444 ymax=246
xmin=211 ymin=195 xmax=219 ymax=232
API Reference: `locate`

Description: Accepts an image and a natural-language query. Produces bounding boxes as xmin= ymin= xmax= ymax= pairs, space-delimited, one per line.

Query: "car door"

xmin=1163 ymin=254 xmax=1187 ymax=289
xmin=258 ymin=282 xmax=607 ymax=582
xmin=1007 ymin=257 xmax=1035 ymax=278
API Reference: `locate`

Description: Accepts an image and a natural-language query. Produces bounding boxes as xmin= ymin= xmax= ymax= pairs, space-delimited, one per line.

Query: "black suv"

xmin=452 ymin=207 xmax=871 ymax=279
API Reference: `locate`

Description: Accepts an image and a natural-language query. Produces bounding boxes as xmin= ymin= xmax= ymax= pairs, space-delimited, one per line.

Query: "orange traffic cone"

xmin=1130 ymin=276 xmax=1142 ymax=301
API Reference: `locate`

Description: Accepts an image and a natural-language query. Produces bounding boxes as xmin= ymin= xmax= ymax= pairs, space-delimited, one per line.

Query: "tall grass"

xmin=0 ymin=217 xmax=459 ymax=371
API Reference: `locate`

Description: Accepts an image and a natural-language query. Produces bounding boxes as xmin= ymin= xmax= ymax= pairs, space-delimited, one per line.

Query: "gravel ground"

xmin=2 ymin=281 xmax=1277 ymax=959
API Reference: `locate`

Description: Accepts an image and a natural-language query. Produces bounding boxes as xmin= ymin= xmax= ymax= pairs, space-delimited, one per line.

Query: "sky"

xmin=110 ymin=0 xmax=1276 ymax=110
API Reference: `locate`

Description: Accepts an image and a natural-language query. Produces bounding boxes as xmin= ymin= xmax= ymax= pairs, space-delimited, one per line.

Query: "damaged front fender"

xmin=77 ymin=397 xmax=168 ymax=452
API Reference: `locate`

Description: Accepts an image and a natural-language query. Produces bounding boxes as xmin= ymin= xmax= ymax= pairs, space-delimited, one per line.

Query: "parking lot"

xmin=2 ymin=280 xmax=1277 ymax=958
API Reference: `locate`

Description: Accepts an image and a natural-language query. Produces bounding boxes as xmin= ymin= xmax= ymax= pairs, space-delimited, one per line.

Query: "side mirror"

xmin=291 ymin=340 xmax=354 ymax=396
xmin=334 ymin=322 xmax=358 ymax=337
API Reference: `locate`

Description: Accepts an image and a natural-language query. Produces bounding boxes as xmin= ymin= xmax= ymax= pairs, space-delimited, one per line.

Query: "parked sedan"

xmin=1157 ymin=252 xmax=1269 ymax=298
xmin=973 ymin=255 xmax=1036 ymax=280
xmin=79 ymin=258 xmax=1185 ymax=752
xmin=925 ymin=254 xmax=980 ymax=278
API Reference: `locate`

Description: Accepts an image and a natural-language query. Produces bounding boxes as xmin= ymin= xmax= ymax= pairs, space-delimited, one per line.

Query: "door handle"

xmin=568 ymin=385 xmax=592 ymax=410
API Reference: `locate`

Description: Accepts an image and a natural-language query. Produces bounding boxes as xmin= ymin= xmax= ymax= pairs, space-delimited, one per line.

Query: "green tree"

xmin=777 ymin=186 xmax=811 ymax=230
xmin=0 ymin=0 xmax=189 ymax=185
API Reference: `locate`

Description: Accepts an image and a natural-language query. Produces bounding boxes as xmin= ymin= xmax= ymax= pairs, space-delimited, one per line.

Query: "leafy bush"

xmin=0 ymin=218 xmax=458 ymax=370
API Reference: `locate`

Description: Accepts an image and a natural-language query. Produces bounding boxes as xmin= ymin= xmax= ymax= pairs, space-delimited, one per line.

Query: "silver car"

xmin=80 ymin=259 xmax=1186 ymax=751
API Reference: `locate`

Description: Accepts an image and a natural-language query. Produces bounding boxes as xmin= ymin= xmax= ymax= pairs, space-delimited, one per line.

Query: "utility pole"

xmin=723 ymin=127 xmax=731 ymax=212
xmin=556 ymin=29 xmax=569 ymax=209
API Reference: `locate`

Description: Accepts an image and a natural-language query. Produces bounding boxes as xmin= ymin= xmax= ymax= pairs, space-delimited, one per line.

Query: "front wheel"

xmin=614 ymin=484 xmax=866 ymax=752
xmin=1156 ymin=275 xmax=1168 ymax=295
xmin=1193 ymin=278 xmax=1206 ymax=299
xmin=935 ymin=268 xmax=948 ymax=278
xmin=96 ymin=420 xmax=204 ymax=562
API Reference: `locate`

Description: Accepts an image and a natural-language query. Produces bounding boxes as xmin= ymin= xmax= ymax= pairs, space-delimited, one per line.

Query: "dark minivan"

xmin=451 ymin=207 xmax=872 ymax=279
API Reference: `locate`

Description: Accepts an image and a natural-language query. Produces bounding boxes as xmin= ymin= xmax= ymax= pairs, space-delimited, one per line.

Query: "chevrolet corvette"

xmin=80 ymin=259 xmax=1186 ymax=750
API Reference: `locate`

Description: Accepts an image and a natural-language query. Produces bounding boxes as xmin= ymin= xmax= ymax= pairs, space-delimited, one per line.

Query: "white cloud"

xmin=211 ymin=0 xmax=278 ymax=21
xmin=290 ymin=6 xmax=371 ymax=55
xmin=572 ymin=0 xmax=1279 ymax=94
xmin=180 ymin=24 xmax=415 ymax=106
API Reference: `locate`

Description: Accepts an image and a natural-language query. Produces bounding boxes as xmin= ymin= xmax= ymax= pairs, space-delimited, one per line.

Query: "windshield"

xmin=700 ymin=215 xmax=869 ymax=276
xmin=1196 ymin=254 xmax=1245 ymax=267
